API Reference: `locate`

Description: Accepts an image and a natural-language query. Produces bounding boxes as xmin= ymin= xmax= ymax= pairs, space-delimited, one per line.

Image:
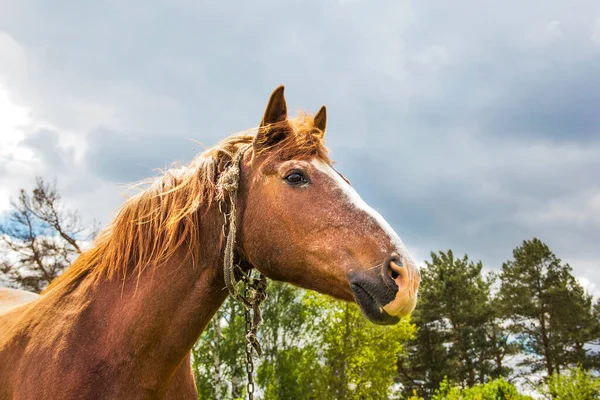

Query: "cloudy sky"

xmin=1 ymin=0 xmax=599 ymax=295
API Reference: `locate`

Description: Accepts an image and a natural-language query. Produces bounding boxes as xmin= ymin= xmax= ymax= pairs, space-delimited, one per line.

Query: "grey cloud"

xmin=20 ymin=129 xmax=75 ymax=171
xmin=405 ymin=52 xmax=600 ymax=143
xmin=1 ymin=0 xmax=599 ymax=295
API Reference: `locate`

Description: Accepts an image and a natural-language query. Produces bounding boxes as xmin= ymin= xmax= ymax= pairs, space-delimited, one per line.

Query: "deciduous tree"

xmin=0 ymin=177 xmax=97 ymax=292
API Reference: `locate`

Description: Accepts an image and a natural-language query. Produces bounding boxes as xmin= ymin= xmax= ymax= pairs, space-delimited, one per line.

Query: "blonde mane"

xmin=45 ymin=113 xmax=330 ymax=291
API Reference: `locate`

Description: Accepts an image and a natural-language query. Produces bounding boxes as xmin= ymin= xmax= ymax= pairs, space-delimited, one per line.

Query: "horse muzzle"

xmin=348 ymin=254 xmax=420 ymax=325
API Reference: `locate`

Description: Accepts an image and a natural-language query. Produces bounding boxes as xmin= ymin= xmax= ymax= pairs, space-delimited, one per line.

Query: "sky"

xmin=0 ymin=0 xmax=599 ymax=297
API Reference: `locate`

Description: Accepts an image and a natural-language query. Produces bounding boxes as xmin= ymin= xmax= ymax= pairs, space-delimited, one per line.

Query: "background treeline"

xmin=2 ymin=179 xmax=599 ymax=399
xmin=192 ymin=240 xmax=600 ymax=399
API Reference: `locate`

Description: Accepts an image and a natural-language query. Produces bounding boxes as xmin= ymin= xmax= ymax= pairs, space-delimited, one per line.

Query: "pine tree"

xmin=398 ymin=250 xmax=513 ymax=397
xmin=498 ymin=238 xmax=600 ymax=377
xmin=483 ymin=282 xmax=518 ymax=379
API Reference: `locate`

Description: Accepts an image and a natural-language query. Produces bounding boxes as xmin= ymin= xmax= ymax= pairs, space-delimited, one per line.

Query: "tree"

xmin=398 ymin=309 xmax=452 ymax=396
xmin=314 ymin=297 xmax=414 ymax=400
xmin=398 ymin=250 xmax=513 ymax=397
xmin=498 ymin=238 xmax=600 ymax=378
xmin=550 ymin=276 xmax=600 ymax=371
xmin=256 ymin=281 xmax=324 ymax=400
xmin=192 ymin=281 xmax=325 ymax=400
xmin=192 ymin=296 xmax=247 ymax=399
xmin=482 ymin=282 xmax=519 ymax=380
xmin=0 ymin=177 xmax=97 ymax=292
xmin=192 ymin=281 xmax=415 ymax=400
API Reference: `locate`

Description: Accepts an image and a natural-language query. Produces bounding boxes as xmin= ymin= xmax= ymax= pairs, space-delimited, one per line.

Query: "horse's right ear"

xmin=254 ymin=86 xmax=289 ymax=149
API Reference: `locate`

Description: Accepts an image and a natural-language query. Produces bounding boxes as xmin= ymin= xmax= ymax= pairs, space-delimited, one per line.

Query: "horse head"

xmin=237 ymin=86 xmax=420 ymax=325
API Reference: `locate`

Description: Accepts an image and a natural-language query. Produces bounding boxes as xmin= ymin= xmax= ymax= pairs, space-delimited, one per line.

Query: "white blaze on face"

xmin=312 ymin=159 xmax=420 ymax=315
xmin=312 ymin=160 xmax=412 ymax=258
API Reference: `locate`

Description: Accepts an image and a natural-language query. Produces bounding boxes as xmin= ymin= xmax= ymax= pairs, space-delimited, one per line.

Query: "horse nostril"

xmin=387 ymin=256 xmax=404 ymax=281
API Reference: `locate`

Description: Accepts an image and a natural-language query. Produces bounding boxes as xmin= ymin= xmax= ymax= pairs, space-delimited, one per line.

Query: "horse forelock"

xmin=43 ymin=113 xmax=331 ymax=292
xmin=254 ymin=112 xmax=331 ymax=163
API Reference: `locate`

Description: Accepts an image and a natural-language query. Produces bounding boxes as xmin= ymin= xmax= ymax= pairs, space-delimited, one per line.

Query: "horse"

xmin=0 ymin=86 xmax=420 ymax=399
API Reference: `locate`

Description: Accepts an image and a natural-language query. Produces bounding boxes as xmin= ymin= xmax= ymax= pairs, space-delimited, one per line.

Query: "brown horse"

xmin=0 ymin=86 xmax=420 ymax=399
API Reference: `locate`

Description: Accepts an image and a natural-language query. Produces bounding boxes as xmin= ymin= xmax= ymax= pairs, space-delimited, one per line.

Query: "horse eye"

xmin=285 ymin=172 xmax=306 ymax=185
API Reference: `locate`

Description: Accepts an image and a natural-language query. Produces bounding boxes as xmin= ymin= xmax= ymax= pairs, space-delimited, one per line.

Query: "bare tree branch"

xmin=0 ymin=177 xmax=98 ymax=293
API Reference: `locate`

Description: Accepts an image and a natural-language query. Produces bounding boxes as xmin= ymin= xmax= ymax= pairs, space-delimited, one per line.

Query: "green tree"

xmin=258 ymin=284 xmax=415 ymax=400
xmin=483 ymin=278 xmax=519 ymax=380
xmin=398 ymin=250 xmax=511 ymax=396
xmin=192 ymin=297 xmax=246 ymax=399
xmin=551 ymin=276 xmax=600 ymax=371
xmin=315 ymin=297 xmax=415 ymax=400
xmin=398 ymin=306 xmax=452 ymax=396
xmin=257 ymin=281 xmax=324 ymax=400
xmin=498 ymin=238 xmax=600 ymax=377
xmin=193 ymin=281 xmax=415 ymax=400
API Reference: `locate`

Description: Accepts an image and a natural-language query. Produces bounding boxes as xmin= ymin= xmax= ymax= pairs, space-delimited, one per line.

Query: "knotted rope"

xmin=220 ymin=144 xmax=250 ymax=305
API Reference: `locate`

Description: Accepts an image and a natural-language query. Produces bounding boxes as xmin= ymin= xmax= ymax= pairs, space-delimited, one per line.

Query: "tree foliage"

xmin=192 ymin=281 xmax=414 ymax=400
xmin=498 ymin=238 xmax=600 ymax=377
xmin=256 ymin=282 xmax=324 ymax=400
xmin=398 ymin=250 xmax=515 ymax=397
xmin=430 ymin=376 xmax=532 ymax=400
xmin=192 ymin=240 xmax=598 ymax=399
xmin=539 ymin=366 xmax=600 ymax=400
xmin=314 ymin=295 xmax=415 ymax=400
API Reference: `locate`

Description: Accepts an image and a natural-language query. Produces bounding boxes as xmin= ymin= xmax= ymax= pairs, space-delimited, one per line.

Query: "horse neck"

xmin=41 ymin=204 xmax=230 ymax=388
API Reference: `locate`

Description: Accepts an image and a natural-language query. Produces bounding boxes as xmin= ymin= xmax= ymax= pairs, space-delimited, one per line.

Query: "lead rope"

xmin=219 ymin=144 xmax=268 ymax=400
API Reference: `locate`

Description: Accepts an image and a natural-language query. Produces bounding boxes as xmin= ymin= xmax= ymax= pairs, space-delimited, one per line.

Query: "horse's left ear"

xmin=254 ymin=85 xmax=289 ymax=150
xmin=314 ymin=105 xmax=327 ymax=136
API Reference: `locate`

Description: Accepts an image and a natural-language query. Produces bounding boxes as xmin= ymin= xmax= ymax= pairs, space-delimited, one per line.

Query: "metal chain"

xmin=244 ymin=280 xmax=255 ymax=399
xmin=237 ymin=267 xmax=268 ymax=399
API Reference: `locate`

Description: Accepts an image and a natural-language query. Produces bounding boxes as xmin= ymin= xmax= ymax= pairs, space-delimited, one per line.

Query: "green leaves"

xmin=257 ymin=283 xmax=415 ymax=399
xmin=540 ymin=366 xmax=600 ymax=399
xmin=316 ymin=301 xmax=414 ymax=400
xmin=192 ymin=281 xmax=415 ymax=399
xmin=192 ymin=297 xmax=247 ymax=399
xmin=431 ymin=376 xmax=533 ymax=400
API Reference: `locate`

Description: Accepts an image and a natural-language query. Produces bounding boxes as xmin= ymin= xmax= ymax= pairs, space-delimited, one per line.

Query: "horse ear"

xmin=260 ymin=85 xmax=288 ymax=127
xmin=254 ymin=86 xmax=289 ymax=150
xmin=314 ymin=105 xmax=327 ymax=136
